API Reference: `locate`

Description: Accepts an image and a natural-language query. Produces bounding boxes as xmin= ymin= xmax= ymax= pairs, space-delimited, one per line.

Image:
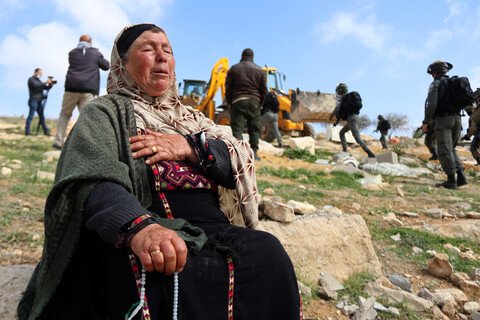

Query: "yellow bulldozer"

xmin=179 ymin=58 xmax=337 ymax=142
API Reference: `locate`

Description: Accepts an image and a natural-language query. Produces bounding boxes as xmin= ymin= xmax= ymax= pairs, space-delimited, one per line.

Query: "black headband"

xmin=117 ymin=24 xmax=158 ymax=58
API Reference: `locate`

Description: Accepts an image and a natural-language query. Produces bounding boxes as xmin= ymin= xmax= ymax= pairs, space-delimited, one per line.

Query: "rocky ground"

xmin=1 ymin=117 xmax=480 ymax=319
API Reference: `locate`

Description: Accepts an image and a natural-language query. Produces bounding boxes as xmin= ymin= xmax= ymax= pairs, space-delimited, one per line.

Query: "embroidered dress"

xmin=91 ymin=159 xmax=302 ymax=319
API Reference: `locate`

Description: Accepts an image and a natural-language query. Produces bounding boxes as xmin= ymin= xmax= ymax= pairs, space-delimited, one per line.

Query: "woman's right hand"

xmin=129 ymin=224 xmax=188 ymax=275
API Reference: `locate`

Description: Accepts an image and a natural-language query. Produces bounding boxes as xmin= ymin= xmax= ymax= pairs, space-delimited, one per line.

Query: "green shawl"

xmin=18 ymin=94 xmax=207 ymax=319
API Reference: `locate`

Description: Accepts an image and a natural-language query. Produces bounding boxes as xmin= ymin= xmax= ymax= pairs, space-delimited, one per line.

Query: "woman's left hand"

xmin=130 ymin=129 xmax=198 ymax=165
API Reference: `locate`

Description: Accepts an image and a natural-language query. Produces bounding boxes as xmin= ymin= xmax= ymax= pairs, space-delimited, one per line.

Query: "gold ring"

xmin=150 ymin=249 xmax=161 ymax=258
xmin=151 ymin=146 xmax=158 ymax=153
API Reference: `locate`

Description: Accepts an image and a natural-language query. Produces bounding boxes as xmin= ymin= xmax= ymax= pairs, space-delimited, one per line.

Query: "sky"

xmin=0 ymin=0 xmax=479 ymax=136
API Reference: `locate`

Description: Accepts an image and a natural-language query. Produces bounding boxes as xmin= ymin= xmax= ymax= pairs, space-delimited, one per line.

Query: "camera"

xmin=48 ymin=76 xmax=57 ymax=84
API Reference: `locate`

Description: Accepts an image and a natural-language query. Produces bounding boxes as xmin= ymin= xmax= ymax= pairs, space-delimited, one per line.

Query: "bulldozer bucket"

xmin=290 ymin=90 xmax=337 ymax=124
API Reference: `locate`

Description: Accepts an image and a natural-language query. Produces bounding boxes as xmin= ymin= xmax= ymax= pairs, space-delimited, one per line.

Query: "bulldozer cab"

xmin=179 ymin=79 xmax=207 ymax=107
xmin=264 ymin=67 xmax=286 ymax=93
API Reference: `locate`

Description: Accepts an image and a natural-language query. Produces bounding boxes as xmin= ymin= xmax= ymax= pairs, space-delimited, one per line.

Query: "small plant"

xmin=339 ymin=270 xmax=376 ymax=303
xmin=282 ymin=147 xmax=319 ymax=163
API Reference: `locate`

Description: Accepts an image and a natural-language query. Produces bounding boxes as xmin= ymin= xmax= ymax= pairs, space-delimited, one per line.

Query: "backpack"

xmin=262 ymin=91 xmax=280 ymax=114
xmin=446 ymin=76 xmax=474 ymax=112
xmin=378 ymin=119 xmax=391 ymax=131
xmin=338 ymin=91 xmax=362 ymax=120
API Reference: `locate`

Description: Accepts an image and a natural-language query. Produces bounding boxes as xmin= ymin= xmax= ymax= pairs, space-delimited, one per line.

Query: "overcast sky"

xmin=0 ymin=0 xmax=479 ymax=135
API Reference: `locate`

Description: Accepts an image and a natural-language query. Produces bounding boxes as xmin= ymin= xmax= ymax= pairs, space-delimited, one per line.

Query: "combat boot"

xmin=476 ymin=158 xmax=480 ymax=166
xmin=367 ymin=150 xmax=376 ymax=158
xmin=456 ymin=170 xmax=468 ymax=187
xmin=429 ymin=151 xmax=438 ymax=160
xmin=435 ymin=174 xmax=457 ymax=189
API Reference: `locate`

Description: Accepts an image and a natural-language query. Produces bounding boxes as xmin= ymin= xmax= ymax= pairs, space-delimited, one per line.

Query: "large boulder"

xmin=258 ymin=214 xmax=381 ymax=282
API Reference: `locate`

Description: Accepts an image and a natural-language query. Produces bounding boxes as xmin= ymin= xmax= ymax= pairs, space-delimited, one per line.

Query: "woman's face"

xmin=125 ymin=30 xmax=175 ymax=97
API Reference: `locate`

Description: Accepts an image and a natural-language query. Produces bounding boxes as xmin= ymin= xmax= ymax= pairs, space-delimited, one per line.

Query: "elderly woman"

xmin=18 ymin=24 xmax=301 ymax=320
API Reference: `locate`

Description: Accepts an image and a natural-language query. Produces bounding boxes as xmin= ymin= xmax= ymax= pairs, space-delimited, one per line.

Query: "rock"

xmin=464 ymin=301 xmax=480 ymax=314
xmin=443 ymin=243 xmax=461 ymax=254
xmin=373 ymin=301 xmax=388 ymax=312
xmin=376 ymin=151 xmax=398 ymax=164
xmin=36 ymin=170 xmax=55 ymax=181
xmin=449 ymin=272 xmax=470 ymax=287
xmin=413 ymin=220 xmax=480 ymax=243
xmin=315 ymin=284 xmax=338 ymax=300
xmin=258 ymin=214 xmax=382 ymax=283
xmin=287 ymin=137 xmax=316 ymax=155
xmin=351 ymin=203 xmax=362 ymax=211
xmin=471 ymin=268 xmax=480 ymax=281
xmin=433 ymin=306 xmax=450 ymax=320
xmin=42 ymin=150 xmax=61 ymax=160
xmin=343 ymin=304 xmax=359 ymax=316
xmin=365 ymin=282 xmax=433 ymax=311
xmin=386 ymin=217 xmax=403 ymax=227
xmin=263 ymin=200 xmax=295 ymax=223
xmin=332 ymin=164 xmax=365 ymax=175
xmin=1 ymin=167 xmax=12 ymax=177
xmin=297 ymin=281 xmax=312 ymax=298
xmin=322 ymin=205 xmax=342 ymax=215
xmin=466 ymin=212 xmax=480 ymax=219
xmin=389 ymin=274 xmax=412 ymax=293
xmin=425 ymin=208 xmax=443 ymax=219
xmin=450 ymin=202 xmax=472 ymax=211
xmin=417 ymin=287 xmax=435 ymax=302
xmin=427 ymin=256 xmax=453 ymax=278
xmin=314 ymin=159 xmax=331 ymax=165
xmin=412 ymin=246 xmax=423 ymax=254
xmin=286 ymin=200 xmax=316 ymax=215
xmin=460 ymin=252 xmax=477 ymax=261
xmin=442 ymin=298 xmax=456 ymax=317
xmin=352 ymin=296 xmax=377 ymax=320
xmin=433 ymin=288 xmax=468 ymax=306
xmin=0 ymin=264 xmax=36 ymax=320
xmin=472 ymin=311 xmax=480 ymax=320
xmin=460 ymin=280 xmax=480 ymax=296
xmin=263 ymin=188 xmax=275 ymax=195
xmin=396 ymin=187 xmax=404 ymax=197
xmin=357 ymin=174 xmax=382 ymax=186
xmin=318 ymin=273 xmax=344 ymax=292
xmin=390 ymin=233 xmax=401 ymax=242
xmin=401 ymin=211 xmax=419 ymax=218
xmin=387 ymin=306 xmax=400 ymax=316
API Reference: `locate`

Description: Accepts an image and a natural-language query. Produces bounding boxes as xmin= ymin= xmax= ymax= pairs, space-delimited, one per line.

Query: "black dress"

xmin=86 ymin=161 xmax=302 ymax=320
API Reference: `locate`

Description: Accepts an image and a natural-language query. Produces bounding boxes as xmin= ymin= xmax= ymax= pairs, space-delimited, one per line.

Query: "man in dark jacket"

xmin=261 ymin=91 xmax=282 ymax=148
xmin=375 ymin=115 xmax=391 ymax=150
xmin=422 ymin=60 xmax=467 ymax=189
xmin=225 ymin=48 xmax=267 ymax=160
xmin=26 ymin=68 xmax=55 ymax=135
xmin=53 ymin=35 xmax=109 ymax=149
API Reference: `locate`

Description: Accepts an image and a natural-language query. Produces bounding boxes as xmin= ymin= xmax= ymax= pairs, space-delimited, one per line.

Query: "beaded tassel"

xmin=173 ymin=271 xmax=179 ymax=320
xmin=126 ymin=267 xmax=146 ymax=320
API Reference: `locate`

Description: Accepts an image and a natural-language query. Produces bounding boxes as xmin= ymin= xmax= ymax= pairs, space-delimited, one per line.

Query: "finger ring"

xmin=150 ymin=249 xmax=161 ymax=258
xmin=151 ymin=146 xmax=158 ymax=153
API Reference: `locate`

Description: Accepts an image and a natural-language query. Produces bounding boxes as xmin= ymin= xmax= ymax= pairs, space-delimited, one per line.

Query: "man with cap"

xmin=422 ymin=60 xmax=467 ymax=189
xmin=225 ymin=48 xmax=267 ymax=161
xmin=52 ymin=35 xmax=110 ymax=149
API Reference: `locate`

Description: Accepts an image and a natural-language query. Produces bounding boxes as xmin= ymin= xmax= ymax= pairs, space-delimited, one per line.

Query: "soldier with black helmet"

xmin=375 ymin=115 xmax=391 ymax=150
xmin=329 ymin=83 xmax=376 ymax=158
xmin=422 ymin=60 xmax=467 ymax=189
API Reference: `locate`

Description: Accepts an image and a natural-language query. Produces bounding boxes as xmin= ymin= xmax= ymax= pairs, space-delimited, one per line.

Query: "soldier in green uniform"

xmin=422 ymin=61 xmax=467 ymax=189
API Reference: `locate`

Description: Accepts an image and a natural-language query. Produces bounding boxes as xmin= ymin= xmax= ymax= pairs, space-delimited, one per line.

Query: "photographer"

xmin=52 ymin=34 xmax=110 ymax=149
xmin=25 ymin=68 xmax=55 ymax=136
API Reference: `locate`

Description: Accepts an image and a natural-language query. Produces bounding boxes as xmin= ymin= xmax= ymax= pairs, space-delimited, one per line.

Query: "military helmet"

xmin=427 ymin=61 xmax=453 ymax=74
xmin=378 ymin=115 xmax=384 ymax=120
xmin=335 ymin=83 xmax=348 ymax=95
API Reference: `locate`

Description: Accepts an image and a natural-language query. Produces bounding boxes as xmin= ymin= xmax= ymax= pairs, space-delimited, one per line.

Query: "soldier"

xmin=462 ymin=89 xmax=480 ymax=165
xmin=422 ymin=61 xmax=467 ymax=189
xmin=329 ymin=83 xmax=376 ymax=158
xmin=375 ymin=115 xmax=391 ymax=150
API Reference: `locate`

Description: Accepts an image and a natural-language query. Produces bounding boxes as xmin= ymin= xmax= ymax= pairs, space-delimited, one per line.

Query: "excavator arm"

xmin=196 ymin=58 xmax=229 ymax=119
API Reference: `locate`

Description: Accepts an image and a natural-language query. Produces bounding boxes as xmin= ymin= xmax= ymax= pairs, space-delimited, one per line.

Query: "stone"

xmin=433 ymin=306 xmax=450 ymax=320
xmin=287 ymin=136 xmax=316 ymax=155
xmin=450 ymin=202 xmax=472 ymax=211
xmin=389 ymin=274 xmax=412 ymax=293
xmin=460 ymin=252 xmax=477 ymax=261
xmin=471 ymin=268 xmax=480 ymax=281
xmin=327 ymin=125 xmax=356 ymax=144
xmin=0 ymin=264 xmax=36 ymax=319
xmin=357 ymin=174 xmax=382 ymax=186
xmin=263 ymin=188 xmax=275 ymax=195
xmin=442 ymin=298 xmax=456 ymax=317
xmin=376 ymin=151 xmax=398 ymax=164
xmin=351 ymin=203 xmax=362 ymax=211
xmin=343 ymin=304 xmax=359 ymax=316
xmin=297 ymin=281 xmax=312 ymax=298
xmin=262 ymin=200 xmax=295 ymax=223
xmin=352 ymin=296 xmax=377 ymax=320
xmin=315 ymin=284 xmax=338 ymax=300
xmin=258 ymin=214 xmax=382 ymax=283
xmin=449 ymin=272 xmax=470 ymax=287
xmin=427 ymin=256 xmax=453 ymax=278
xmin=373 ymin=301 xmax=388 ymax=312
xmin=443 ymin=243 xmax=461 ymax=254
xmin=386 ymin=218 xmax=403 ymax=227
xmin=390 ymin=233 xmax=401 ymax=242
xmin=318 ymin=273 xmax=344 ymax=292
xmin=286 ymin=200 xmax=316 ymax=215
xmin=433 ymin=288 xmax=468 ymax=306
xmin=466 ymin=212 xmax=480 ymax=219
xmin=460 ymin=280 xmax=480 ymax=296
xmin=396 ymin=187 xmax=404 ymax=197
xmin=417 ymin=287 xmax=434 ymax=302
xmin=464 ymin=301 xmax=480 ymax=314
xmin=412 ymin=246 xmax=424 ymax=254
xmin=425 ymin=208 xmax=443 ymax=219
xmin=42 ymin=150 xmax=61 ymax=160
xmin=365 ymin=282 xmax=433 ymax=311
xmin=1 ymin=167 xmax=12 ymax=177
xmin=314 ymin=159 xmax=331 ymax=165
xmin=387 ymin=306 xmax=400 ymax=316
xmin=472 ymin=311 xmax=480 ymax=320
xmin=322 ymin=205 xmax=342 ymax=215
xmin=402 ymin=211 xmax=419 ymax=218
xmin=36 ymin=170 xmax=55 ymax=181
